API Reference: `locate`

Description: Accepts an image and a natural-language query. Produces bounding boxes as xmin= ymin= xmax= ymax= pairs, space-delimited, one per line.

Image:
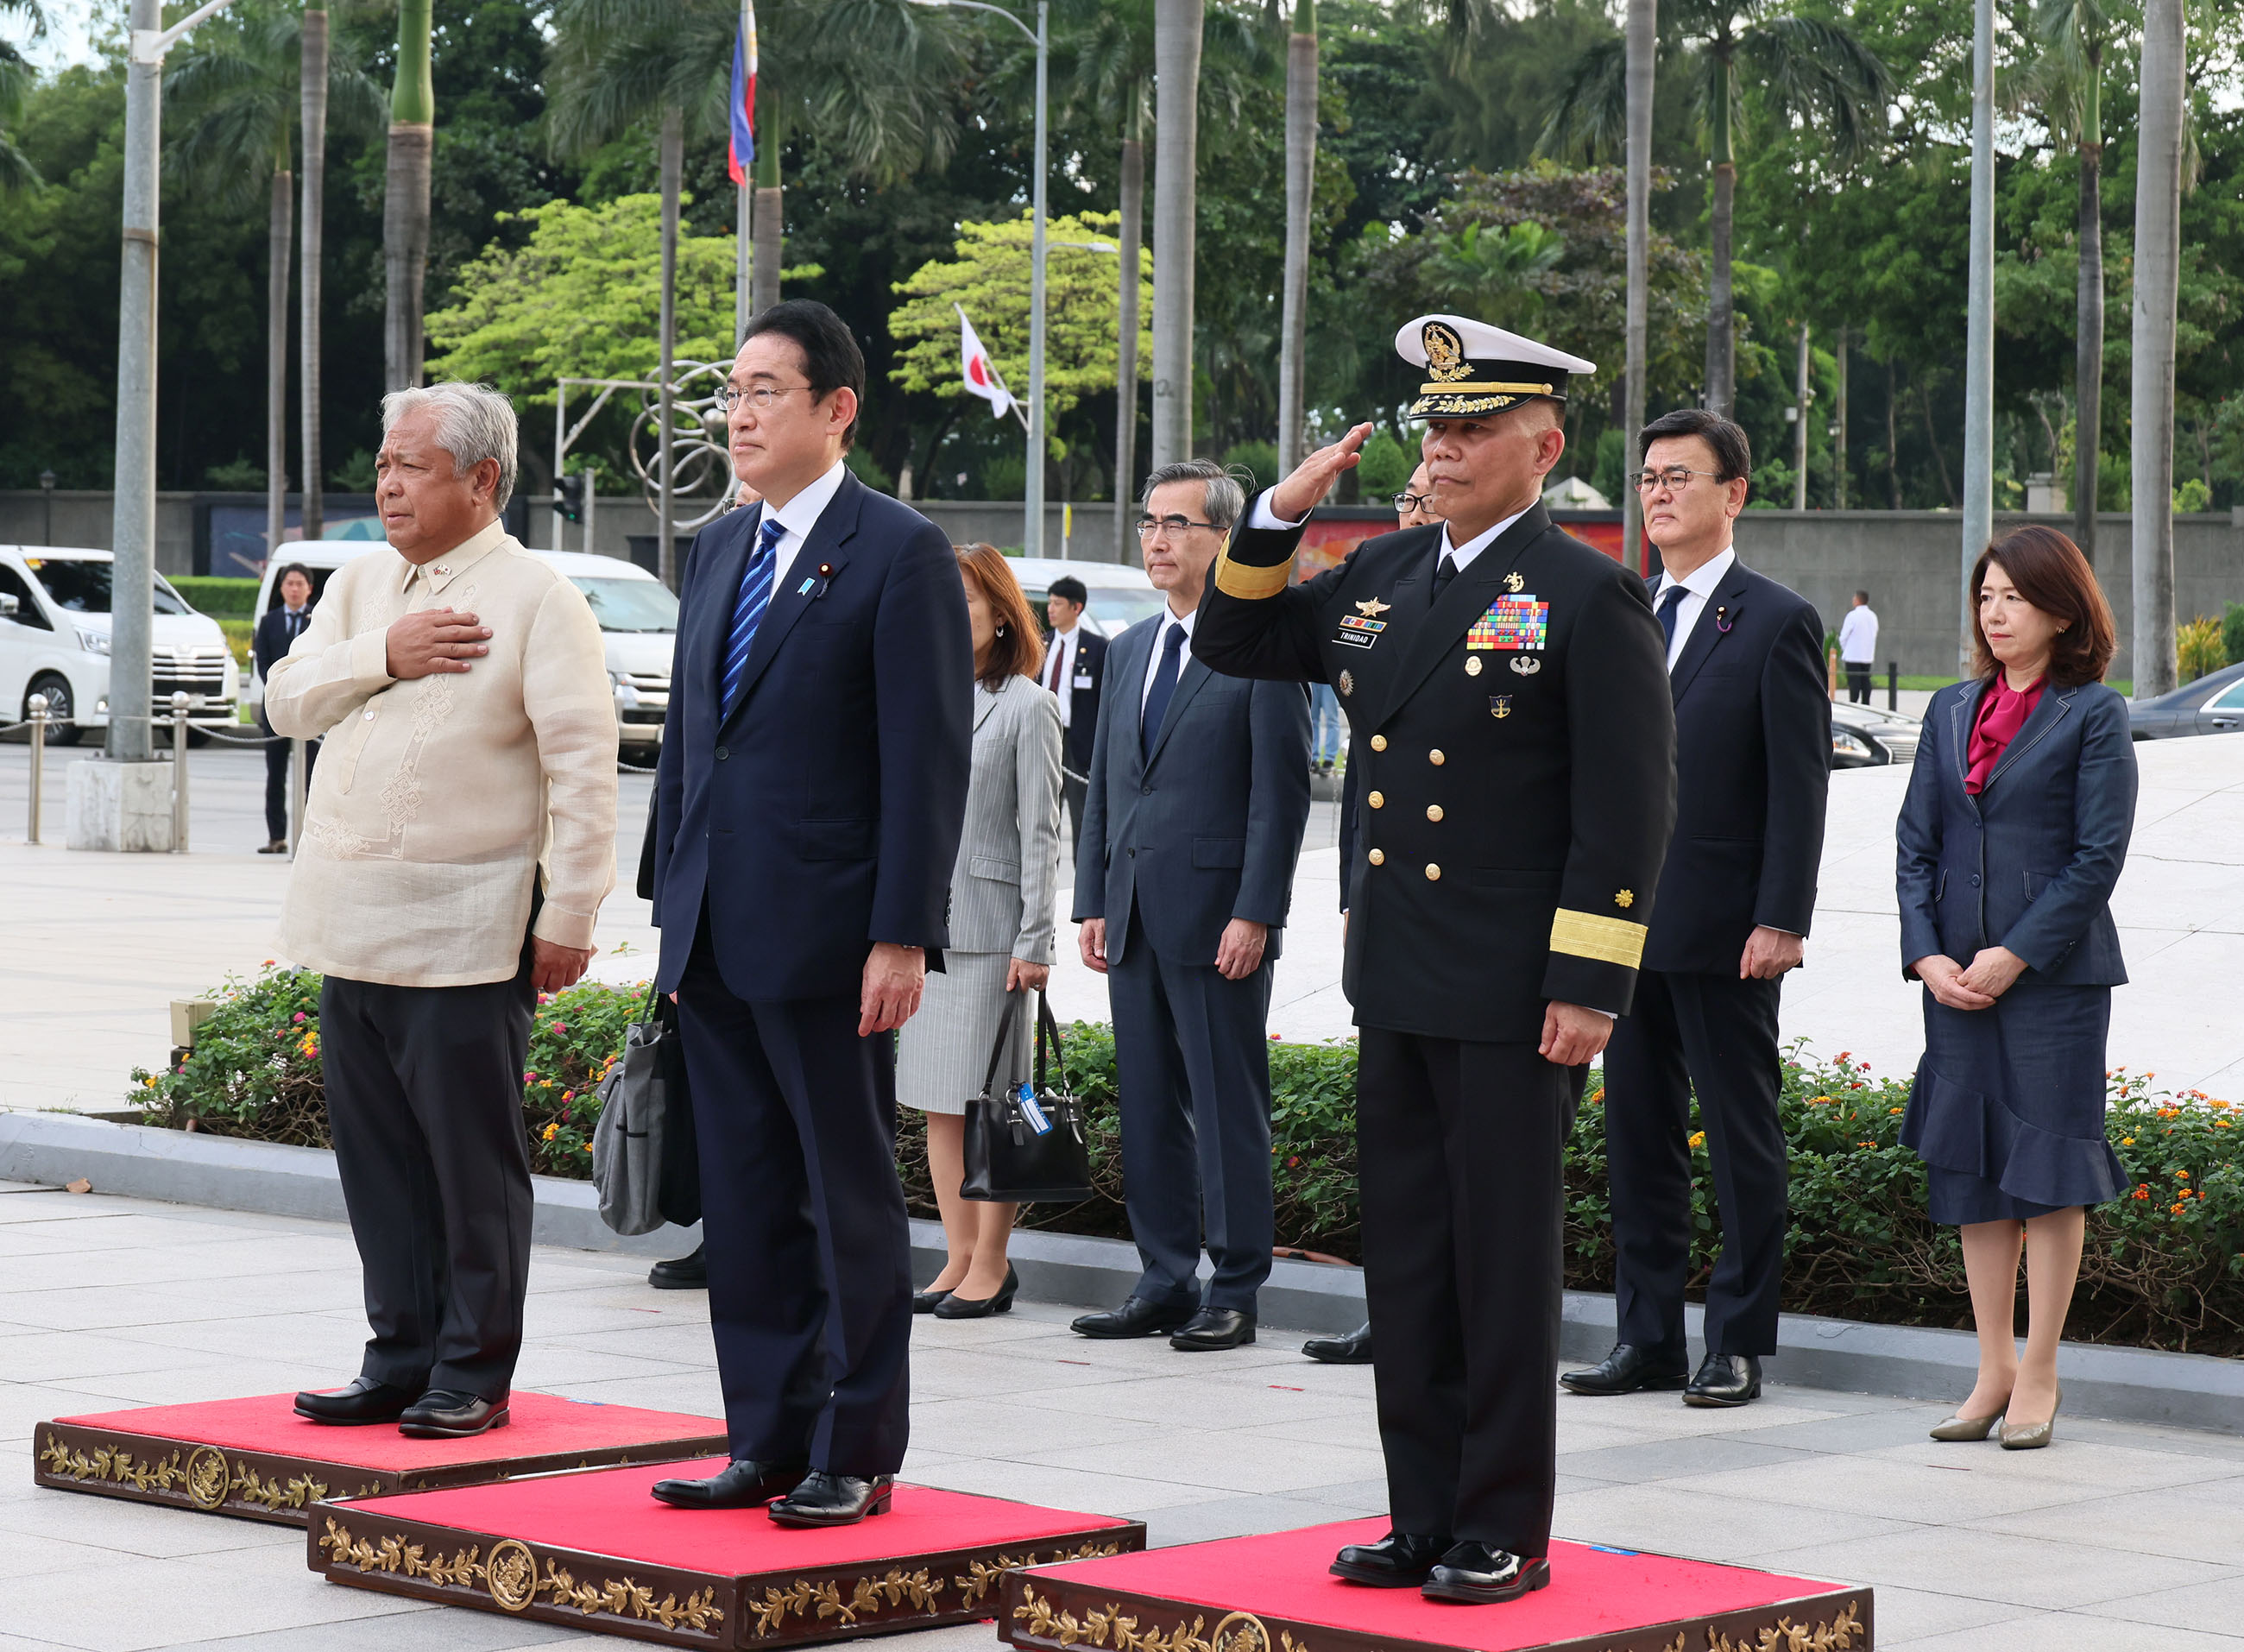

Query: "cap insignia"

xmin=1423 ymin=321 xmax=1471 ymax=384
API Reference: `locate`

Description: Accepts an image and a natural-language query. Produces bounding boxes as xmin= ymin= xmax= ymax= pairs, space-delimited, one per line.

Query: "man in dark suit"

xmin=1069 ymin=459 xmax=1311 ymax=1353
xmin=1041 ymin=574 xmax=1106 ymax=854
xmin=644 ymin=301 xmax=974 ymax=1527
xmin=1562 ymin=408 xmax=1827 ymax=1409
xmin=253 ymin=563 xmax=317 ymax=853
xmin=1195 ymin=316 xmax=1674 ymax=1604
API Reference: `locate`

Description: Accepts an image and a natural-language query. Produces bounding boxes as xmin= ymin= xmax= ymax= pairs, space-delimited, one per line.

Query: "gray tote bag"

xmin=591 ymin=983 xmax=680 ymax=1236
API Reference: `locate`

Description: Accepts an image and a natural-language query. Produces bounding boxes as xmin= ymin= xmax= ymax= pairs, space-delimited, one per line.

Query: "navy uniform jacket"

xmin=1195 ymin=497 xmax=1675 ymax=1044
xmin=1070 ymin=613 xmax=1312 ymax=968
xmin=1895 ymin=678 xmax=2135 ymax=987
xmin=1642 ymin=560 xmax=1829 ymax=974
xmin=651 ymin=474 xmax=974 ymax=1000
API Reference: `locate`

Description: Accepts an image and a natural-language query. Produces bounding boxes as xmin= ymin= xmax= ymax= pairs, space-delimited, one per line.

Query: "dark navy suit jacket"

xmin=1070 ymin=613 xmax=1311 ymax=968
xmin=1895 ymin=678 xmax=2136 ymax=987
xmin=651 ymin=473 xmax=974 ymax=1000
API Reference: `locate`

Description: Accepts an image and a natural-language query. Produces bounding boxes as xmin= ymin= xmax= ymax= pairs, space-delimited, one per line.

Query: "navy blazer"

xmin=652 ymin=474 xmax=974 ymax=1000
xmin=1895 ymin=678 xmax=2136 ymax=987
xmin=1070 ymin=614 xmax=1311 ymax=968
xmin=1642 ymin=560 xmax=1830 ymax=974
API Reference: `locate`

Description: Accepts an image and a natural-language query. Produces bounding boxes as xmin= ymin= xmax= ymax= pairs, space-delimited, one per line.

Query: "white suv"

xmin=0 ymin=547 xmax=240 ymax=745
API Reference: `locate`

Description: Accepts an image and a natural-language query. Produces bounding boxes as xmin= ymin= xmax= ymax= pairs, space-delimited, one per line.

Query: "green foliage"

xmin=2222 ymin=602 xmax=2244 ymax=671
xmin=169 ymin=577 xmax=259 ymax=618
xmin=2178 ymin=615 xmax=2226 ymax=683
xmin=202 ymin=458 xmax=268 ymax=491
xmin=2174 ymin=477 xmax=2212 ymax=514
xmin=1354 ymin=430 xmax=1418 ymax=497
xmin=329 ymin=448 xmax=378 ymax=492
xmin=1220 ymin=442 xmax=1282 ymax=495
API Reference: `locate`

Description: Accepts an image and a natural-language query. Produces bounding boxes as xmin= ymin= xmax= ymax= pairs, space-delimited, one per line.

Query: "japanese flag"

xmin=957 ymin=306 xmax=1015 ymax=421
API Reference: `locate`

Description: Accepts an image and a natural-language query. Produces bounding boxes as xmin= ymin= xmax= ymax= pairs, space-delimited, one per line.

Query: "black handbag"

xmin=961 ymin=991 xmax=1093 ymax=1203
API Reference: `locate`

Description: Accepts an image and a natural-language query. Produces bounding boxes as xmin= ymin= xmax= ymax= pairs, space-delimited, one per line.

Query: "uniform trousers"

xmin=674 ymin=912 xmax=913 ymax=1475
xmin=320 ymin=943 xmax=536 ymax=1402
xmin=1844 ymin=662 xmax=1873 ymax=703
xmin=1357 ymin=1028 xmax=1579 ymax=1557
xmin=1604 ymin=970 xmax=1788 ymax=1359
xmin=258 ymin=709 xmax=314 ymax=843
xmin=1061 ymin=774 xmax=1090 ymax=860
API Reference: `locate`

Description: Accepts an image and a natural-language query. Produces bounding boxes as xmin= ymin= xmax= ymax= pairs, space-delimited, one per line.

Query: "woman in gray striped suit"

xmin=898 ymin=543 xmax=1064 ymax=1319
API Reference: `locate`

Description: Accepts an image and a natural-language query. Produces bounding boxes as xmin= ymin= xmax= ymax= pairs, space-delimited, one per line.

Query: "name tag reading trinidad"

xmin=1466 ymin=595 xmax=1549 ymax=652
xmin=1334 ymin=614 xmax=1389 ymax=650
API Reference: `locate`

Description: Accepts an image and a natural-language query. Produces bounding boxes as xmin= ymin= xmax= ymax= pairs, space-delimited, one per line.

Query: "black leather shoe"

xmin=1170 ymin=1307 xmax=1256 ymax=1351
xmin=294 ymin=1377 xmax=417 ymax=1425
xmin=934 ymin=1265 xmax=1018 ymax=1320
xmin=1559 ymin=1344 xmax=1691 ymax=1397
xmin=1330 ymin=1530 xmax=1449 ymax=1588
xmin=1421 ymin=1542 xmax=1551 ymax=1605
xmin=648 ymin=1245 xmax=707 ymax=1290
xmin=1071 ymin=1296 xmax=1197 ymax=1339
xmin=1682 ymin=1352 xmax=1762 ymax=1408
xmin=650 ymin=1457 xmax=809 ymax=1509
xmin=911 ymin=1286 xmax=952 ymax=1313
xmin=768 ymin=1472 xmax=893 ymax=1527
xmin=1303 ymin=1323 xmax=1372 ymax=1364
xmin=397 ymin=1390 xmax=510 ymax=1439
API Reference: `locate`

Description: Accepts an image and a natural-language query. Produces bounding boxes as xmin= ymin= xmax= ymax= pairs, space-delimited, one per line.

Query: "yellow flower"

xmin=2121 ymin=1137 xmax=2135 ymax=1145
xmin=541 ymin=1124 xmax=558 ymax=1141
xmin=1688 ymin=1131 xmax=1705 ymax=1149
xmin=1889 ymin=1107 xmax=1905 ymax=1115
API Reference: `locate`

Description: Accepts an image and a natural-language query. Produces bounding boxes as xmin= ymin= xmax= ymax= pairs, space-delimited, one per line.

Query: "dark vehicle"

xmin=2127 ymin=661 xmax=2244 ymax=741
xmin=1830 ymin=699 xmax=1922 ymax=769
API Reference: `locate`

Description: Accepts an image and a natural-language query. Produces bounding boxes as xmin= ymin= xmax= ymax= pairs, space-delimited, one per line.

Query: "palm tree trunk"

xmin=2130 ymin=0 xmax=2184 ymax=698
xmin=658 ymin=104 xmax=682 ymax=590
xmin=1833 ymin=325 xmax=1847 ymax=508
xmin=267 ymin=162 xmax=292 ymax=569
xmin=383 ymin=0 xmax=434 ymax=393
xmin=1150 ymin=0 xmax=1203 ymax=469
xmin=750 ymin=99 xmax=782 ymax=316
xmin=1276 ymin=0 xmax=1316 ymax=476
xmin=1703 ymin=57 xmax=1735 ymax=417
xmin=1885 ymin=357 xmax=1900 ymax=508
xmin=299 ymin=3 xmax=327 ymax=544
xmin=1114 ymin=104 xmax=1144 ymax=563
xmin=1793 ymin=320 xmax=1810 ymax=509
xmin=1622 ymin=0 xmax=1655 ymax=571
xmin=2071 ymin=50 xmax=2102 ymax=563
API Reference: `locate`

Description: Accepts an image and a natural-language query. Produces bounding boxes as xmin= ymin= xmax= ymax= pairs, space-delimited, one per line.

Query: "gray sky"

xmin=4 ymin=1 xmax=102 ymax=73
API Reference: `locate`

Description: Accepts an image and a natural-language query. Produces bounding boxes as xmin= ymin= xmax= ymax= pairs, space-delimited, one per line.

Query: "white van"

xmin=251 ymin=542 xmax=677 ymax=759
xmin=1004 ymin=557 xmax=1162 ymax=639
xmin=0 ymin=547 xmax=240 ymax=744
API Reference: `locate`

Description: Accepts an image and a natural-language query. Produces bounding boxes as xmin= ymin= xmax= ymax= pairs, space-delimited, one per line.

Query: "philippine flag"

xmin=727 ymin=11 xmax=758 ymax=186
xmin=957 ymin=306 xmax=1015 ymax=420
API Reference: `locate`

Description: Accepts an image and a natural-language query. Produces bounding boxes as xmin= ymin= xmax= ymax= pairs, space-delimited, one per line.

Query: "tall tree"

xmin=0 ymin=0 xmax=44 ymax=192
xmin=384 ymin=0 xmax=434 ymax=392
xmin=299 ymin=0 xmax=328 ymax=541
xmin=1276 ymin=0 xmax=1316 ymax=474
xmin=1150 ymin=0 xmax=1202 ymax=466
xmin=2131 ymin=0 xmax=2186 ymax=697
xmin=1623 ymin=0 xmax=1655 ymax=571
xmin=1541 ymin=0 xmax=1891 ymax=416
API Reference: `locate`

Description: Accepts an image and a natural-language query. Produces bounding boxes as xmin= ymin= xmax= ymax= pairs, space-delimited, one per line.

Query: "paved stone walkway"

xmin=2 ymin=1188 xmax=2240 ymax=1651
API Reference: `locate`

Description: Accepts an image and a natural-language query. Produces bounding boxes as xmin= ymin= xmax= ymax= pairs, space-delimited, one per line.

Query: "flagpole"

xmin=734 ymin=3 xmax=758 ymax=345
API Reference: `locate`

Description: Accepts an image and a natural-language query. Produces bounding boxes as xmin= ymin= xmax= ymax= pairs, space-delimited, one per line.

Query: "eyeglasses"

xmin=714 ymin=382 xmax=807 ymax=413
xmin=1632 ymin=466 xmax=1725 ymax=493
xmin=1135 ymin=515 xmax=1223 ymax=539
xmin=1390 ymin=492 xmax=1432 ymax=513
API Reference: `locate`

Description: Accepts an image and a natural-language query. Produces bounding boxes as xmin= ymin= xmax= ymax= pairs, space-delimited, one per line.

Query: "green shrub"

xmin=170 ymin=577 xmax=261 ymax=618
xmin=2223 ymin=602 xmax=2244 ymax=672
xmin=1353 ymin=432 xmax=1417 ymax=499
xmin=2178 ymin=615 xmax=2227 ymax=683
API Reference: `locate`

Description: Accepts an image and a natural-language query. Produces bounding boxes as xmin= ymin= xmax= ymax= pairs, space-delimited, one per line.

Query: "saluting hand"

xmin=1268 ymin=424 xmax=1377 ymax=523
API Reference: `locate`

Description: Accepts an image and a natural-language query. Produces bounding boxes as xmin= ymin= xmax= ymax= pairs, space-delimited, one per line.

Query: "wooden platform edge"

xmin=307 ymin=1499 xmax=1150 ymax=1650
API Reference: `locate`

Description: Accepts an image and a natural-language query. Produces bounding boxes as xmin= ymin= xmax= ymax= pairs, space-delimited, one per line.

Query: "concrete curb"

xmin=7 ymin=1110 xmax=2238 ymax=1431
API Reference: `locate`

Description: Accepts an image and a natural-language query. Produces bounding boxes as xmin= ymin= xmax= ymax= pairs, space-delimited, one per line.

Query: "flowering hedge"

xmin=131 ymin=968 xmax=2244 ymax=1354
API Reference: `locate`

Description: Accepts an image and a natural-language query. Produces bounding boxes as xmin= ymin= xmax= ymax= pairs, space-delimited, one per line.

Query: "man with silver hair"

xmin=269 ymin=381 xmax=619 ymax=1440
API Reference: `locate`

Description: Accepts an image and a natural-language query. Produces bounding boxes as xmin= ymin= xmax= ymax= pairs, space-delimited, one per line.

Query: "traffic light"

xmin=553 ymin=474 xmax=585 ymax=523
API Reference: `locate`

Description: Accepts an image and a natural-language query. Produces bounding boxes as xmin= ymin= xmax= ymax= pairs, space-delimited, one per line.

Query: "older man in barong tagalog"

xmin=268 ymin=381 xmax=620 ymax=1441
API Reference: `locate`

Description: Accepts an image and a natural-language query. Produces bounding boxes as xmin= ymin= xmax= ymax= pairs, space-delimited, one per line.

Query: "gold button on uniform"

xmin=1368 ymin=791 xmax=1384 ymax=809
xmin=1427 ymin=804 xmax=1443 ymax=822
xmin=1425 ymin=864 xmax=1441 ymax=881
xmin=1429 ymin=748 xmax=1446 ymax=766
xmin=1370 ymin=735 xmax=1388 ymax=752
xmin=1368 ymin=848 xmax=1385 ymax=866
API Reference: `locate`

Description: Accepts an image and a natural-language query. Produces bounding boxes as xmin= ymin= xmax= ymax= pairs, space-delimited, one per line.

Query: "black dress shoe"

xmin=933 ymin=1265 xmax=1018 ymax=1320
xmin=650 ymin=1457 xmax=809 ymax=1509
xmin=1682 ymin=1352 xmax=1762 ymax=1408
xmin=768 ymin=1471 xmax=893 ymax=1527
xmin=1421 ymin=1542 xmax=1551 ymax=1605
xmin=1070 ymin=1296 xmax=1197 ymax=1339
xmin=294 ymin=1377 xmax=417 ymax=1425
xmin=1329 ymin=1530 xmax=1449 ymax=1587
xmin=1302 ymin=1323 xmax=1372 ymax=1364
xmin=648 ymin=1245 xmax=707 ymax=1290
xmin=1558 ymin=1344 xmax=1691 ymax=1397
xmin=1169 ymin=1307 xmax=1256 ymax=1351
xmin=911 ymin=1286 xmax=952 ymax=1313
xmin=397 ymin=1390 xmax=510 ymax=1439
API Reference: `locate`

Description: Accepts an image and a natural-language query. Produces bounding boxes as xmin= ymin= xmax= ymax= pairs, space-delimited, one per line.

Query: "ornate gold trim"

xmin=1213 ymin=545 xmax=1292 ymax=601
xmin=1549 ymin=907 xmax=1648 ymax=969
xmin=37 ymin=1430 xmax=331 ymax=1512
xmin=1417 ymin=380 xmax=1553 ymax=397
xmin=1707 ymin=1603 xmax=1866 ymax=1652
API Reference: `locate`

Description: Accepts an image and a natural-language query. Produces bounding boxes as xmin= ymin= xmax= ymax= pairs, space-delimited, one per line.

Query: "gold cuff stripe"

xmin=1549 ymin=908 xmax=1648 ymax=969
xmin=1419 ymin=379 xmax=1554 ymax=396
xmin=1213 ymin=545 xmax=1293 ymax=600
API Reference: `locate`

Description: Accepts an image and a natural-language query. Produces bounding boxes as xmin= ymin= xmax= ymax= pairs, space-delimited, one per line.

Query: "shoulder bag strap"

xmin=1036 ymin=990 xmax=1065 ymax=1094
xmin=980 ymin=990 xmax=1024 ymax=1099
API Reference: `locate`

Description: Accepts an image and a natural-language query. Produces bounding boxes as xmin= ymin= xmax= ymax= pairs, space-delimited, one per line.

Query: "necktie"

xmin=1140 ymin=622 xmax=1187 ymax=757
xmin=1430 ymin=554 xmax=1459 ymax=601
xmin=1657 ymin=583 xmax=1689 ymax=653
xmin=721 ymin=516 xmax=785 ymax=716
xmin=1049 ymin=635 xmax=1065 ymax=694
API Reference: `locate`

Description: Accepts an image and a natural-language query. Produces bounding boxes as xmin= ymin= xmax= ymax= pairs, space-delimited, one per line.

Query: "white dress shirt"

xmin=1650 ymin=545 xmax=1735 ymax=670
xmin=754 ymin=459 xmax=850 ymax=591
xmin=1139 ymin=601 xmax=1199 ymax=716
xmin=1838 ymin=603 xmax=1879 ymax=664
xmin=1044 ymin=624 xmax=1080 ymax=728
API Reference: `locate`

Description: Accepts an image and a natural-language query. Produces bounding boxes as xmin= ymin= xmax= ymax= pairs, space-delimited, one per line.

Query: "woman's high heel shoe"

xmin=933 ymin=1265 xmax=1018 ymax=1320
xmin=1928 ymin=1409 xmax=2005 ymax=1441
xmin=2000 ymin=1383 xmax=2061 ymax=1450
xmin=911 ymin=1286 xmax=954 ymax=1315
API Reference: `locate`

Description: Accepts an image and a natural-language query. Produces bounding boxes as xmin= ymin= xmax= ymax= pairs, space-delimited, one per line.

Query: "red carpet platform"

xmin=307 ymin=1461 xmax=1146 ymax=1648
xmin=34 ymin=1392 xmax=728 ymax=1526
xmin=1002 ymin=1519 xmax=1871 ymax=1652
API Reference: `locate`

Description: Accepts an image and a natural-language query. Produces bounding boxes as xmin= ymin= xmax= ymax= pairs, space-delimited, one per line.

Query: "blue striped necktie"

xmin=722 ymin=515 xmax=785 ymax=716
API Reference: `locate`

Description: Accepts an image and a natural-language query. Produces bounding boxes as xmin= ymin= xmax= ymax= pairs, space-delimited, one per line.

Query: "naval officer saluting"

xmin=1194 ymin=316 xmax=1675 ymax=1605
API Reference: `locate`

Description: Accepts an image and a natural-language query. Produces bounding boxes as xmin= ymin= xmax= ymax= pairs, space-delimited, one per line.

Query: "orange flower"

xmin=2171 ymin=1201 xmax=2187 ymax=1214
xmin=2177 ymin=1170 xmax=2190 ymax=1180
xmin=1589 ymin=1088 xmax=1606 ymax=1105
xmin=2133 ymin=1187 xmax=2151 ymax=1200
xmin=1889 ymin=1107 xmax=1905 ymax=1116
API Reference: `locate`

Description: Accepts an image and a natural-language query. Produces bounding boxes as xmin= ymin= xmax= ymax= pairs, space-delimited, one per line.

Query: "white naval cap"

xmin=1395 ymin=314 xmax=1598 ymax=420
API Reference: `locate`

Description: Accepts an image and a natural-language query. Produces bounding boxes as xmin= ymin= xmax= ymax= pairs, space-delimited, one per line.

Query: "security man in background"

xmin=1194 ymin=316 xmax=1675 ymax=1606
xmin=1041 ymin=574 xmax=1106 ymax=855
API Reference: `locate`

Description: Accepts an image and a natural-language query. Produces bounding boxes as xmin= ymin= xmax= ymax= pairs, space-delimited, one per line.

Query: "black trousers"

xmin=1604 ymin=970 xmax=1788 ymax=1358
xmin=1357 ymin=1028 xmax=1579 ymax=1557
xmin=1060 ymin=773 xmax=1089 ymax=860
xmin=1106 ymin=911 xmax=1276 ymax=1313
xmin=1844 ymin=662 xmax=1872 ymax=703
xmin=320 ymin=949 xmax=536 ymax=1401
xmin=258 ymin=710 xmax=315 ymax=843
xmin=674 ymin=914 xmax=913 ymax=1475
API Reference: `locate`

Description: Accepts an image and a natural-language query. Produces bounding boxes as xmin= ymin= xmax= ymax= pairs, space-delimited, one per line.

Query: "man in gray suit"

xmin=1071 ymin=460 xmax=1313 ymax=1352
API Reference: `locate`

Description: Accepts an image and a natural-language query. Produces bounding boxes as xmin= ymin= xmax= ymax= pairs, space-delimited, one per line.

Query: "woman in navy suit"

xmin=1896 ymin=525 xmax=2136 ymax=1451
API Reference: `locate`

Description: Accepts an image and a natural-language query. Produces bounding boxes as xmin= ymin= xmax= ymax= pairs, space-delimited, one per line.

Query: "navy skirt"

xmin=1901 ymin=980 xmax=2128 ymax=1224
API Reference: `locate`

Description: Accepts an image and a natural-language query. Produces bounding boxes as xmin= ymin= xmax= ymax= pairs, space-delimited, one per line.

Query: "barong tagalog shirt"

xmin=265 ymin=520 xmax=620 ymax=987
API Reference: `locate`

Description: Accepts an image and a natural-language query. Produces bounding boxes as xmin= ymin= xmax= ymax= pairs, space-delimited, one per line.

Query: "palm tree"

xmin=384 ymin=0 xmax=434 ymax=392
xmin=2130 ymin=0 xmax=2185 ymax=699
xmin=1540 ymin=0 xmax=1891 ymax=416
xmin=1623 ymin=0 xmax=1655 ymax=572
xmin=1150 ymin=0 xmax=1201 ymax=468
xmin=0 ymin=1 xmax=46 ymax=193
xmin=167 ymin=2 xmax=381 ymax=565
xmin=300 ymin=0 xmax=328 ymax=541
xmin=1276 ymin=0 xmax=1316 ymax=476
